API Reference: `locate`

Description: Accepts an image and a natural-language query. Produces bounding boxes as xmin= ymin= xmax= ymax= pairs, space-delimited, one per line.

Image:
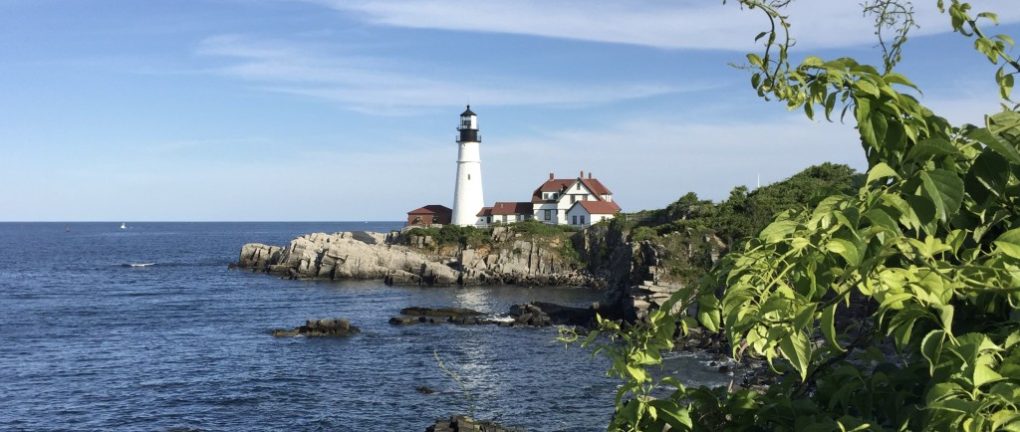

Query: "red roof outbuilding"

xmin=406 ymin=204 xmax=452 ymax=226
xmin=491 ymin=202 xmax=534 ymax=215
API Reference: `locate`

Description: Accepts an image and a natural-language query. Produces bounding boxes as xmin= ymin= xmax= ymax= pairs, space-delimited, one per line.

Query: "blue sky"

xmin=1 ymin=0 xmax=1018 ymax=221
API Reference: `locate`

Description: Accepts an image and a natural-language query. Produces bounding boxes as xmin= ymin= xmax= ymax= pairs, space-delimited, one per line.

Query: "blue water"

xmin=0 ymin=223 xmax=727 ymax=431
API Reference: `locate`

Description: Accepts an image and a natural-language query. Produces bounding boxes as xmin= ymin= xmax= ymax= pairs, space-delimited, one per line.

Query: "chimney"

xmin=549 ymin=172 xmax=554 ymax=180
xmin=588 ymin=172 xmax=592 ymax=179
xmin=579 ymin=170 xmax=584 ymax=178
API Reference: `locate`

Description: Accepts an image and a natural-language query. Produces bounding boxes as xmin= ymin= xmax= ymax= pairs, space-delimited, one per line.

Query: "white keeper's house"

xmin=406 ymin=106 xmax=622 ymax=229
xmin=476 ymin=171 xmax=620 ymax=228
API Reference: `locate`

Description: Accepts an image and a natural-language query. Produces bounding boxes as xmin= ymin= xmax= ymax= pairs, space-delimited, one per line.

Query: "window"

xmin=580 ymin=215 xmax=586 ymax=225
xmin=467 ymin=174 xmax=471 ymax=180
xmin=487 ymin=216 xmax=492 ymax=223
xmin=572 ymin=215 xmax=578 ymax=225
xmin=544 ymin=209 xmax=551 ymax=221
xmin=571 ymin=195 xmax=576 ymax=203
xmin=577 ymin=183 xmax=581 ymax=190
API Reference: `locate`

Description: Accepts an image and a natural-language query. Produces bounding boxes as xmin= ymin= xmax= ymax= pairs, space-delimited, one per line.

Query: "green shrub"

xmin=574 ymin=2 xmax=1020 ymax=431
xmin=629 ymin=226 xmax=658 ymax=243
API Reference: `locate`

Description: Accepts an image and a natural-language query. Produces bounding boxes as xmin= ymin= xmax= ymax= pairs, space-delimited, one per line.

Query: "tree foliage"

xmin=635 ymin=163 xmax=858 ymax=248
xmin=581 ymin=1 xmax=1020 ymax=430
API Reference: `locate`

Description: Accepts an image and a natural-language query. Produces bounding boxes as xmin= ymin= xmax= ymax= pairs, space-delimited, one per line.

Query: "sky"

xmin=1 ymin=0 xmax=1018 ymax=221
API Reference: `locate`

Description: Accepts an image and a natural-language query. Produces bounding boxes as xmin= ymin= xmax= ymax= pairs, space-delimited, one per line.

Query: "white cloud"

xmin=196 ymin=34 xmax=706 ymax=113
xmin=301 ymin=0 xmax=1020 ymax=50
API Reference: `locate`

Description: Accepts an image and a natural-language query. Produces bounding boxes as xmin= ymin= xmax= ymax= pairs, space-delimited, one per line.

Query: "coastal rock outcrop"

xmin=238 ymin=232 xmax=461 ymax=285
xmin=235 ymin=224 xmax=723 ymax=323
xmin=425 ymin=415 xmax=522 ymax=432
xmin=389 ymin=307 xmax=487 ymax=325
xmin=459 ymin=230 xmax=594 ymax=287
xmin=389 ymin=302 xmax=598 ymax=328
xmin=235 ymin=230 xmax=598 ymax=287
xmin=271 ymin=318 xmax=360 ymax=337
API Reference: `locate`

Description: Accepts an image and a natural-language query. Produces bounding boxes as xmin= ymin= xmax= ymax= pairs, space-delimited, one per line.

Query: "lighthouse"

xmin=451 ymin=105 xmax=484 ymax=226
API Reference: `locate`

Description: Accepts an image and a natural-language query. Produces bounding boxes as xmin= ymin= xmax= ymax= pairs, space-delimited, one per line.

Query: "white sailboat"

xmin=120 ymin=223 xmax=127 ymax=230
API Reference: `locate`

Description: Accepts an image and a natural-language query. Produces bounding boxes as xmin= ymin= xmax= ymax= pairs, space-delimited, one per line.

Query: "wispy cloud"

xmin=196 ymin=34 xmax=707 ymax=113
xmin=299 ymin=0 xmax=1020 ymax=50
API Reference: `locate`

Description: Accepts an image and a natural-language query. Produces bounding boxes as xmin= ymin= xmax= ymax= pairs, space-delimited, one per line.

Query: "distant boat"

xmin=120 ymin=223 xmax=127 ymax=230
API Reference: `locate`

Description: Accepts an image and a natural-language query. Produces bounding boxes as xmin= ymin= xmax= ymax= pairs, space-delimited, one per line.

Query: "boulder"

xmin=271 ymin=318 xmax=360 ymax=337
xmin=235 ymin=232 xmax=461 ymax=286
xmin=390 ymin=307 xmax=488 ymax=325
xmin=425 ymin=415 xmax=522 ymax=432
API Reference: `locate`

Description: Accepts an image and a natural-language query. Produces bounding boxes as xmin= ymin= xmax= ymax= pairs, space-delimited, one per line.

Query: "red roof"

xmin=407 ymin=204 xmax=452 ymax=215
xmin=476 ymin=207 xmax=493 ymax=217
xmin=580 ymin=178 xmax=612 ymax=195
xmin=573 ymin=200 xmax=621 ymax=214
xmin=490 ymin=202 xmax=534 ymax=215
xmin=531 ymin=175 xmax=613 ymax=203
xmin=537 ymin=179 xmax=575 ymax=192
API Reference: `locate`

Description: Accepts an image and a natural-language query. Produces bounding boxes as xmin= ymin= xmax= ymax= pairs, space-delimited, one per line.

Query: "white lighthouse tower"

xmin=451 ymin=105 xmax=484 ymax=226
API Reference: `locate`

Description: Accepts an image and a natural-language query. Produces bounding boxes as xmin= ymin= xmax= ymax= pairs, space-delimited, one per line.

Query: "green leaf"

xmin=966 ymin=149 xmax=1011 ymax=203
xmin=883 ymin=72 xmax=919 ymax=91
xmin=653 ymin=403 xmax=693 ymax=430
xmin=864 ymin=208 xmax=901 ymax=234
xmin=821 ymin=303 xmax=845 ymax=352
xmin=699 ymin=308 xmax=721 ymax=333
xmin=921 ymin=330 xmax=946 ymax=374
xmin=920 ymin=169 xmax=965 ymax=223
xmin=903 ymin=194 xmax=936 ymax=226
xmin=969 ymin=128 xmax=1020 ymax=164
xmin=905 ymin=137 xmax=959 ymax=162
xmin=779 ymin=331 xmax=812 ymax=381
xmin=760 ymin=220 xmax=799 ymax=243
xmin=856 ymin=97 xmax=878 ymax=148
xmin=974 ymin=364 xmax=1004 ymax=388
xmin=794 ymin=303 xmax=817 ymax=330
xmin=625 ymin=364 xmax=647 ymax=383
xmin=939 ymin=305 xmax=954 ymax=332
xmin=994 ymin=228 xmax=1020 ymax=259
xmin=803 ymin=56 xmax=824 ymax=67
xmin=827 ymin=238 xmax=861 ymax=267
xmin=747 ymin=53 xmax=764 ymax=68
xmin=866 ymin=162 xmax=899 ymax=185
xmin=854 ymin=80 xmax=880 ymax=98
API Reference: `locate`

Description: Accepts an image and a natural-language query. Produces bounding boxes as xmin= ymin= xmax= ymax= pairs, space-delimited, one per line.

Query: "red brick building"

xmin=406 ymin=205 xmax=452 ymax=226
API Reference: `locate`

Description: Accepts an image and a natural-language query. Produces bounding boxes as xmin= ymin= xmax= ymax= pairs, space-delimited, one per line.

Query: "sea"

xmin=0 ymin=222 xmax=729 ymax=431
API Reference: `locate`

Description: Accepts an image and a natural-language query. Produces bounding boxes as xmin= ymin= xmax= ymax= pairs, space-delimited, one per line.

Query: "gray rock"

xmin=234 ymin=231 xmax=597 ymax=287
xmin=271 ymin=318 xmax=360 ymax=337
xmin=425 ymin=415 xmax=523 ymax=432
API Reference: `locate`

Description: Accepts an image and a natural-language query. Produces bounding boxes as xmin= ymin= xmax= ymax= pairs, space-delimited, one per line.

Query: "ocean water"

xmin=0 ymin=223 xmax=727 ymax=431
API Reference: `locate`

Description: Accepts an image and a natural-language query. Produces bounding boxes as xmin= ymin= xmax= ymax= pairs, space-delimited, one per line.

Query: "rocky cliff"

xmin=235 ymin=223 xmax=724 ymax=323
xmin=234 ymin=228 xmax=597 ymax=287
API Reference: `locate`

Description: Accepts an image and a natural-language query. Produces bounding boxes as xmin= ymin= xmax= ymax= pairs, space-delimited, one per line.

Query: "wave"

xmin=115 ymin=260 xmax=230 ymax=269
xmin=122 ymin=263 xmax=156 ymax=268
